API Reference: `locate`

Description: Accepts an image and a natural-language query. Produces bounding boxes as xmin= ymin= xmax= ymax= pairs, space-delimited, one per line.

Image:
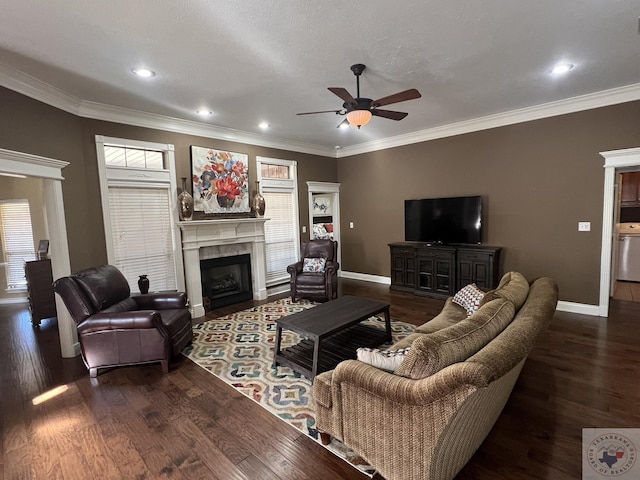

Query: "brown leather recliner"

xmin=287 ymin=239 xmax=339 ymax=302
xmin=53 ymin=265 xmax=193 ymax=377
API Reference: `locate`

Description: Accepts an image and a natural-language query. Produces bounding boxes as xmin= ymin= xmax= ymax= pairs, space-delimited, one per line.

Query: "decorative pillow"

xmin=357 ymin=347 xmax=411 ymax=372
xmin=302 ymin=257 xmax=326 ymax=273
xmin=312 ymin=223 xmax=330 ymax=239
xmin=452 ymin=283 xmax=485 ymax=315
xmin=324 ymin=223 xmax=334 ymax=233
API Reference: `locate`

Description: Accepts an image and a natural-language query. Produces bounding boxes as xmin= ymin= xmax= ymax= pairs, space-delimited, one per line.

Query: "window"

xmin=96 ymin=136 xmax=183 ymax=293
xmin=0 ymin=200 xmax=36 ymax=289
xmin=257 ymin=157 xmax=300 ymax=286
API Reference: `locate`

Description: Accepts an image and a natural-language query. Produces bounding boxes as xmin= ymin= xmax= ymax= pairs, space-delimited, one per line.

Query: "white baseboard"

xmin=341 ymin=272 xmax=603 ymax=317
xmin=556 ymin=300 xmax=601 ymax=317
xmin=267 ymin=283 xmax=290 ymax=297
xmin=0 ymin=297 xmax=28 ymax=305
xmin=340 ymin=271 xmax=391 ymax=285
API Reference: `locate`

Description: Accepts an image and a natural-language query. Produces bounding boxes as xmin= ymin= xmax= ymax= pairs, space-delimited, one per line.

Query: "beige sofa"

xmin=314 ymin=272 xmax=558 ymax=480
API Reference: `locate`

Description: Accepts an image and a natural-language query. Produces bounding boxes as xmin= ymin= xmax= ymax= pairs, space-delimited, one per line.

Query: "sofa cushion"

xmin=452 ymin=283 xmax=485 ymax=315
xmin=356 ymin=347 xmax=411 ymax=372
xmin=493 ymin=271 xmax=529 ymax=310
xmin=394 ymin=298 xmax=516 ymax=379
xmin=414 ymin=298 xmax=467 ymax=334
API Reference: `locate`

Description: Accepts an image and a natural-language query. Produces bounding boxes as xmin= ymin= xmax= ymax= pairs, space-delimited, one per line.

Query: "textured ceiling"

xmin=1 ymin=0 xmax=639 ymax=152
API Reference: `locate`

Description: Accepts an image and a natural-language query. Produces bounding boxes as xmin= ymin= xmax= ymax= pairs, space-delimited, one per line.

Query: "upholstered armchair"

xmin=287 ymin=239 xmax=339 ymax=302
xmin=53 ymin=265 xmax=193 ymax=377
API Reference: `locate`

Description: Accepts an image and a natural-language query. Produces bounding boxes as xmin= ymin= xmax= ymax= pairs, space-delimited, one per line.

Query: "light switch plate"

xmin=578 ymin=222 xmax=591 ymax=232
xmin=302 ymin=225 xmax=306 ymax=233
xmin=349 ymin=222 xmax=354 ymax=229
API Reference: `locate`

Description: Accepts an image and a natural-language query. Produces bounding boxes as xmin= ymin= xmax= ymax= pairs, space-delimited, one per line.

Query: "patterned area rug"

xmin=182 ymin=297 xmax=415 ymax=477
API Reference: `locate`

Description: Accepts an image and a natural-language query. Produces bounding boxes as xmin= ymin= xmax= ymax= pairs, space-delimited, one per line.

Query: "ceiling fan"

xmin=297 ymin=64 xmax=421 ymax=128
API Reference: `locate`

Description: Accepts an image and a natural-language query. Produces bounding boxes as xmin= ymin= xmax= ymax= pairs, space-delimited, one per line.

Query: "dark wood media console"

xmin=389 ymin=242 xmax=501 ymax=298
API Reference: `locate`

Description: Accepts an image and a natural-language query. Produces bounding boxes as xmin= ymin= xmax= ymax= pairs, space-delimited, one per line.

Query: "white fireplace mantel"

xmin=178 ymin=218 xmax=269 ymax=318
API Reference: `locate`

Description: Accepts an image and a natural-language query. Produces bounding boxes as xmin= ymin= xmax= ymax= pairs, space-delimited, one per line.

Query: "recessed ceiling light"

xmin=196 ymin=108 xmax=213 ymax=116
xmin=258 ymin=122 xmax=270 ymax=129
xmin=551 ymin=63 xmax=574 ymax=75
xmin=132 ymin=67 xmax=156 ymax=78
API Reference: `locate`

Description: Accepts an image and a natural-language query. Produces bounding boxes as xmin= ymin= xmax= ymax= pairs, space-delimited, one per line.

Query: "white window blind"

xmin=108 ymin=187 xmax=176 ymax=292
xmin=0 ymin=200 xmax=36 ymax=289
xmin=263 ymin=191 xmax=297 ymax=285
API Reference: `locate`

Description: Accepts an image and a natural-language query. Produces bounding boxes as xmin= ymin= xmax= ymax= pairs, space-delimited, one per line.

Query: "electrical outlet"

xmin=578 ymin=222 xmax=591 ymax=232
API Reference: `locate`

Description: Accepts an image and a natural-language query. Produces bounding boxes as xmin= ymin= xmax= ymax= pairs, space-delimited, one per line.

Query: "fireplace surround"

xmin=178 ymin=218 xmax=268 ymax=318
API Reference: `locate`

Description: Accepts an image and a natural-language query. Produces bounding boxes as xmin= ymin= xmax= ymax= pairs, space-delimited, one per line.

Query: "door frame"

xmin=0 ymin=148 xmax=77 ymax=357
xmin=599 ymin=146 xmax=640 ymax=317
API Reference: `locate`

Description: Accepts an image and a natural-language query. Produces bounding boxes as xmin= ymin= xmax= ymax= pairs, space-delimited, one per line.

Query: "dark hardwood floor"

xmin=2 ymin=278 xmax=639 ymax=479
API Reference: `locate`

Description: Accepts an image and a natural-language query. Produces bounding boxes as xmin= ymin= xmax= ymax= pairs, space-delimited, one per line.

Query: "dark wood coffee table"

xmin=273 ymin=295 xmax=392 ymax=380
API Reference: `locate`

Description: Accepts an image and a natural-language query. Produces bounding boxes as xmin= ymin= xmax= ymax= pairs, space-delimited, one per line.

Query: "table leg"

xmin=383 ymin=307 xmax=392 ymax=343
xmin=311 ymin=338 xmax=321 ymax=380
xmin=273 ymin=325 xmax=283 ymax=368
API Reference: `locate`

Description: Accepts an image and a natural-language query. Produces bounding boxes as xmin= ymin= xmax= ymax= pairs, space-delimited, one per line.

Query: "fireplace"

xmin=178 ymin=218 xmax=268 ymax=318
xmin=200 ymin=254 xmax=252 ymax=310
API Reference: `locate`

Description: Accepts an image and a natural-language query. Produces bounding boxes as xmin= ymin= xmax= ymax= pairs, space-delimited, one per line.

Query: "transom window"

xmin=104 ymin=146 xmax=164 ymax=169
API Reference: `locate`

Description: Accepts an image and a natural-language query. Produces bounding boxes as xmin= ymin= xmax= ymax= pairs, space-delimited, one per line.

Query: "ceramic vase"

xmin=178 ymin=177 xmax=194 ymax=221
xmin=252 ymin=181 xmax=266 ymax=217
xmin=138 ymin=275 xmax=149 ymax=294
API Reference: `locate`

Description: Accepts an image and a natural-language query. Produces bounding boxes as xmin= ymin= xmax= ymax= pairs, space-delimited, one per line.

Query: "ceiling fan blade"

xmin=336 ymin=119 xmax=349 ymax=129
xmin=328 ymin=87 xmax=356 ymax=104
xmin=296 ymin=110 xmax=341 ymax=115
xmin=372 ymin=109 xmax=408 ymax=121
xmin=371 ymin=88 xmax=421 ymax=107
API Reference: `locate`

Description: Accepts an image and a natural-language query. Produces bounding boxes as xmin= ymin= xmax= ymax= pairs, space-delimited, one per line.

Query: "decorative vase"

xmin=216 ymin=195 xmax=234 ymax=208
xmin=138 ymin=275 xmax=149 ymax=294
xmin=178 ymin=177 xmax=194 ymax=221
xmin=252 ymin=181 xmax=266 ymax=217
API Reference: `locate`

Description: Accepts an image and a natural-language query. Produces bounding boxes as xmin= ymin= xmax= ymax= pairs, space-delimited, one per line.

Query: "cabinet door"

xmin=457 ymin=250 xmax=495 ymax=290
xmin=390 ymin=247 xmax=415 ymax=289
xmin=416 ymin=249 xmax=455 ymax=296
xmin=621 ymin=172 xmax=640 ymax=206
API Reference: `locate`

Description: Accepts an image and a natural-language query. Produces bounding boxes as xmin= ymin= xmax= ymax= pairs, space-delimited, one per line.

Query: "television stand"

xmin=389 ymin=242 xmax=501 ymax=298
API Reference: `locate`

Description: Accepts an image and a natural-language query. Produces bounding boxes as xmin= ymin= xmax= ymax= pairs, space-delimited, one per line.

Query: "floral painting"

xmin=190 ymin=146 xmax=250 ymax=214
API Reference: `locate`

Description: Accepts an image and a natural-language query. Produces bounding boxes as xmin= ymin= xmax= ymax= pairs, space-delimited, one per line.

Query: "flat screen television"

xmin=404 ymin=196 xmax=482 ymax=244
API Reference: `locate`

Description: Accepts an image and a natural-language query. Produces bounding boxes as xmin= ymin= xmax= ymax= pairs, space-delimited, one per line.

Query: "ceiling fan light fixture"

xmin=346 ymin=109 xmax=372 ymax=128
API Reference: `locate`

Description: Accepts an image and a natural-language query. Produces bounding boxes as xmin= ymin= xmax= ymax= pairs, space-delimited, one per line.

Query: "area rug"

xmin=182 ymin=297 xmax=415 ymax=477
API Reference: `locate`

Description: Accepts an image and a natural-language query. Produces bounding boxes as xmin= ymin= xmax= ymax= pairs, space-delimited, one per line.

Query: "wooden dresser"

xmin=24 ymin=259 xmax=57 ymax=327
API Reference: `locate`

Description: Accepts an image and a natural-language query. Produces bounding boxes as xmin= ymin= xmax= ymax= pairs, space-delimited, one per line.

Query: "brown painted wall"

xmin=338 ymin=101 xmax=640 ymax=304
xmin=3 ymin=85 xmax=639 ymax=305
xmin=0 ymin=87 xmax=337 ymax=273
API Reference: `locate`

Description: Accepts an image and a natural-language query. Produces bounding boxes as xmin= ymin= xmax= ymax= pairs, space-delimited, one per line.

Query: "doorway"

xmin=0 ymin=148 xmax=77 ymax=358
xmin=599 ymin=147 xmax=640 ymax=315
xmin=611 ymin=170 xmax=640 ymax=302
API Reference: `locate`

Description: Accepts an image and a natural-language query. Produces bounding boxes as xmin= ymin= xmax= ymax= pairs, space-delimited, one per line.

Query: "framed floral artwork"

xmin=190 ymin=146 xmax=250 ymax=214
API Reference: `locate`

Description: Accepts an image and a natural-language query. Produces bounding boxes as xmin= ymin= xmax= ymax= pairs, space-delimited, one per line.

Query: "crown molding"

xmin=78 ymin=101 xmax=335 ymax=157
xmin=0 ymin=62 xmax=82 ymax=115
xmin=0 ymin=62 xmax=335 ymax=158
xmin=2 ymin=62 xmax=640 ymax=160
xmin=337 ymin=83 xmax=640 ymax=158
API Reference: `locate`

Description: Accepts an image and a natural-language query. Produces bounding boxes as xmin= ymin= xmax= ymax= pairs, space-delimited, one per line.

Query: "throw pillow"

xmin=302 ymin=257 xmax=326 ymax=273
xmin=357 ymin=347 xmax=411 ymax=372
xmin=452 ymin=283 xmax=485 ymax=315
xmin=324 ymin=223 xmax=334 ymax=233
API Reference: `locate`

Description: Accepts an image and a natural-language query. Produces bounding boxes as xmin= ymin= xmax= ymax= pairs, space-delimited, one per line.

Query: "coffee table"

xmin=273 ymin=295 xmax=392 ymax=380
